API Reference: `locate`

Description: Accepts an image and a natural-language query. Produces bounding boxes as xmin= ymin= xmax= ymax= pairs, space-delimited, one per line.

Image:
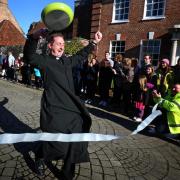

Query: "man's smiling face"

xmin=48 ymin=36 xmax=65 ymax=57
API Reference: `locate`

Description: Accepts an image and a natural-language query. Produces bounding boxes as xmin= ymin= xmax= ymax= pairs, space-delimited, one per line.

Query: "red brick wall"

xmin=91 ymin=0 xmax=180 ymax=61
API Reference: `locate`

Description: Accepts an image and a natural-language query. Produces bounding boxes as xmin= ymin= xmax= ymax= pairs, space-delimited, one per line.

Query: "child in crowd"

xmin=133 ymin=75 xmax=154 ymax=122
xmin=34 ymin=67 xmax=43 ymax=89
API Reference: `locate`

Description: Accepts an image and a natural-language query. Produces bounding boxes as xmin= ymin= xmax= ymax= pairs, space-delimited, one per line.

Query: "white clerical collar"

xmin=56 ymin=57 xmax=60 ymax=60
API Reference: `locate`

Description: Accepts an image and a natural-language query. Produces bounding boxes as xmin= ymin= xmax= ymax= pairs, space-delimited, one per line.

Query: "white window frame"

xmin=143 ymin=0 xmax=166 ymax=20
xmin=112 ymin=0 xmax=130 ymax=23
xmin=109 ymin=40 xmax=126 ymax=60
xmin=139 ymin=39 xmax=161 ymax=67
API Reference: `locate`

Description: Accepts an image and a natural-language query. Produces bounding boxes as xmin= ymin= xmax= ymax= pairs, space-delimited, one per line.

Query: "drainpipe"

xmin=171 ymin=40 xmax=178 ymax=66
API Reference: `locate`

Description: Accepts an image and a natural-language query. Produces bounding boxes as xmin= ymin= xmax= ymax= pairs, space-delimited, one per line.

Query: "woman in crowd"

xmin=144 ymin=65 xmax=157 ymax=116
xmin=121 ymin=58 xmax=134 ymax=114
xmin=84 ymin=54 xmax=99 ymax=104
xmin=156 ymin=58 xmax=174 ymax=97
xmin=112 ymin=54 xmax=124 ymax=105
xmin=153 ymin=58 xmax=174 ymax=133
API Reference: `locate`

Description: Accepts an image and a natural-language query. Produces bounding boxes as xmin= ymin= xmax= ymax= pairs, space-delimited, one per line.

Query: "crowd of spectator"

xmin=0 ymin=50 xmax=179 ymax=137
xmin=72 ymin=53 xmax=180 ymax=137
xmin=0 ymin=51 xmax=43 ymax=89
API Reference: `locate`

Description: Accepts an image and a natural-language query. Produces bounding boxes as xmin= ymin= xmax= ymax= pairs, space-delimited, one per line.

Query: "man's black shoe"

xmin=35 ymin=158 xmax=45 ymax=176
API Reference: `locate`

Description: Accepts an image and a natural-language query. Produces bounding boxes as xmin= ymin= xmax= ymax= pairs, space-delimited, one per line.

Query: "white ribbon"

xmin=0 ymin=133 xmax=119 ymax=144
xmin=0 ymin=103 xmax=161 ymax=144
xmin=131 ymin=102 xmax=162 ymax=135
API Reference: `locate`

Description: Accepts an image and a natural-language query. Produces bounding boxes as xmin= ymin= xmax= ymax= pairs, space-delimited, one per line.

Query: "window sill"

xmin=111 ymin=20 xmax=129 ymax=24
xmin=142 ymin=16 xmax=165 ymax=21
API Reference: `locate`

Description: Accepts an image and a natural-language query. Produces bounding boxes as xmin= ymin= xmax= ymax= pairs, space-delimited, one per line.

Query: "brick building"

xmin=74 ymin=0 xmax=180 ymax=66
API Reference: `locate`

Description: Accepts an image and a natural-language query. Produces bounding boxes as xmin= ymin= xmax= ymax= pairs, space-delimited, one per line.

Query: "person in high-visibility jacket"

xmin=153 ymin=84 xmax=180 ymax=134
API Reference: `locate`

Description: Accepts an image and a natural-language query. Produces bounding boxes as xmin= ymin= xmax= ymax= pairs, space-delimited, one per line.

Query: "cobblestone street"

xmin=0 ymin=79 xmax=180 ymax=180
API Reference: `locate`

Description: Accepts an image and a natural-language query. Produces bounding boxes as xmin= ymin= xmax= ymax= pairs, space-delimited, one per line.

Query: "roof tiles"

xmin=0 ymin=20 xmax=25 ymax=46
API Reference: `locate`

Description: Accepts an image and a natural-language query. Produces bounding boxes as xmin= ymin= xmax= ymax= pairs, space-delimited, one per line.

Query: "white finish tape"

xmin=0 ymin=104 xmax=161 ymax=144
xmin=0 ymin=133 xmax=119 ymax=144
xmin=132 ymin=102 xmax=162 ymax=135
xmin=131 ymin=110 xmax=162 ymax=135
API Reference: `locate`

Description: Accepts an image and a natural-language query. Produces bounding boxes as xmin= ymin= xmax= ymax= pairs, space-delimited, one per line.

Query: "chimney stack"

xmin=0 ymin=0 xmax=8 ymax=5
xmin=0 ymin=0 xmax=23 ymax=33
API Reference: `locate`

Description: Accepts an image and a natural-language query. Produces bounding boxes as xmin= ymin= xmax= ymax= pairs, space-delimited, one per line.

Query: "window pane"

xmin=120 ymin=9 xmax=125 ymax=14
xmin=112 ymin=53 xmax=116 ymax=59
xmin=153 ymin=47 xmax=159 ymax=54
xmin=125 ymin=1 xmax=129 ymax=7
xmin=112 ymin=47 xmax=115 ymax=52
xmin=116 ymin=41 xmax=121 ymax=46
xmin=159 ymin=3 xmax=163 ymax=8
xmin=124 ymin=14 xmax=128 ymax=19
xmin=158 ymin=9 xmax=163 ymax=15
xmin=121 ymin=46 xmax=125 ymax=52
xmin=116 ymin=9 xmax=120 ymax=14
xmin=116 ymin=0 xmax=121 ymax=3
xmin=154 ymin=40 xmax=160 ymax=46
xmin=152 ymin=10 xmax=158 ymax=16
xmin=114 ymin=0 xmax=130 ymax=21
xmin=148 ymin=46 xmax=153 ymax=52
xmin=142 ymin=40 xmax=161 ymax=66
xmin=147 ymin=0 xmax=152 ymax=3
xmin=125 ymin=7 xmax=129 ymax=13
xmin=154 ymin=3 xmax=158 ymax=9
xmin=116 ymin=47 xmax=120 ymax=52
xmin=110 ymin=40 xmax=125 ymax=58
xmin=145 ymin=0 xmax=165 ymax=17
xmin=148 ymin=40 xmax=153 ymax=46
xmin=121 ymin=41 xmax=125 ymax=46
xmin=116 ymin=4 xmax=119 ymax=9
xmin=120 ymin=2 xmax=124 ymax=8
xmin=120 ymin=14 xmax=124 ymax=20
xmin=146 ymin=11 xmax=151 ymax=17
xmin=147 ymin=4 xmax=152 ymax=10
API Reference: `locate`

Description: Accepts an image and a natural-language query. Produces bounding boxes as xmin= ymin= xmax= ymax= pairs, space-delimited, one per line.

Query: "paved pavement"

xmin=0 ymin=79 xmax=180 ymax=180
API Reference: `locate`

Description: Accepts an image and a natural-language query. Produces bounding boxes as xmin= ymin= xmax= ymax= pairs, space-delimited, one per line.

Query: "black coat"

xmin=113 ymin=61 xmax=124 ymax=87
xmin=23 ymin=36 xmax=94 ymax=163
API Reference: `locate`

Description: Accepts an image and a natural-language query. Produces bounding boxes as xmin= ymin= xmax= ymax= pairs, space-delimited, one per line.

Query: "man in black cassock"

xmin=23 ymin=30 xmax=102 ymax=179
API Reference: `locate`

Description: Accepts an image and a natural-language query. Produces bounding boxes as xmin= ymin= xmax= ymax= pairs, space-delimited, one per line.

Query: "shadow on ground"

xmin=0 ymin=97 xmax=41 ymax=174
xmin=0 ymin=97 xmax=64 ymax=178
xmin=87 ymin=106 xmax=137 ymax=132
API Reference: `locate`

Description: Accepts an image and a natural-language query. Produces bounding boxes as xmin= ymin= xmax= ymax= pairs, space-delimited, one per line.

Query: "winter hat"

xmin=161 ymin=58 xmax=170 ymax=66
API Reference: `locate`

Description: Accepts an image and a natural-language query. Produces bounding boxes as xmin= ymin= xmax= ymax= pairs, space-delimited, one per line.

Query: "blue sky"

xmin=9 ymin=0 xmax=74 ymax=34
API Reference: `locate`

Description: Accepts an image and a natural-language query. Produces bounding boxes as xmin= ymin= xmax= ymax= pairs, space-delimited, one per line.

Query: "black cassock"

xmin=23 ymin=36 xmax=93 ymax=163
